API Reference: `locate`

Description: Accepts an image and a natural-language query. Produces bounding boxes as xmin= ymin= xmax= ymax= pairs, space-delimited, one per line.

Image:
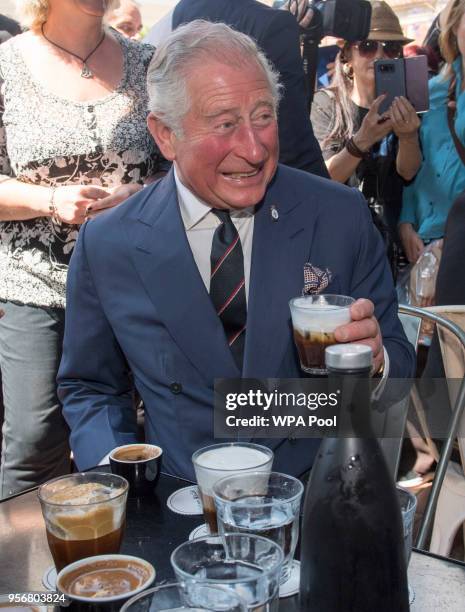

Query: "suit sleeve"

xmin=263 ymin=12 xmax=328 ymax=178
xmin=350 ymin=190 xmax=416 ymax=378
xmin=57 ymin=222 xmax=138 ymax=470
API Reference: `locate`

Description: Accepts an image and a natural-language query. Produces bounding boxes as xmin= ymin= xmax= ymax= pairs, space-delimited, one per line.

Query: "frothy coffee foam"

xmin=195 ymin=447 xmax=271 ymax=492
xmin=291 ymin=299 xmax=351 ymax=333
xmin=46 ymin=483 xmax=123 ymax=540
xmin=60 ymin=559 xmax=151 ymax=598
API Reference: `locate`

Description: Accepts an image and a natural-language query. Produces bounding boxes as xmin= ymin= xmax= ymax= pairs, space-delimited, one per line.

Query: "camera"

xmin=273 ymin=0 xmax=371 ymax=42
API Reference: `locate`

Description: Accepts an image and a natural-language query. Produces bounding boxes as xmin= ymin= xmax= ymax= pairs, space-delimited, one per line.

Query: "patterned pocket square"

xmin=303 ymin=263 xmax=332 ymax=295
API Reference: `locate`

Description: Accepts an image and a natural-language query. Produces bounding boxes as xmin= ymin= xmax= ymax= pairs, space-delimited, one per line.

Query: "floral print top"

xmin=0 ymin=30 xmax=162 ymax=308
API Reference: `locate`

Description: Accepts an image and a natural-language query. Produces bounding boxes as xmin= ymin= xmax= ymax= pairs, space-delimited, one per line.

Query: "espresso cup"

xmin=110 ymin=444 xmax=162 ymax=497
xmin=56 ymin=554 xmax=155 ymax=611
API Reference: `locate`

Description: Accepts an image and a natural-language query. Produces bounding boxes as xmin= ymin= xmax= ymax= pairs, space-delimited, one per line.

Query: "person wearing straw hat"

xmin=311 ymin=1 xmax=421 ymax=273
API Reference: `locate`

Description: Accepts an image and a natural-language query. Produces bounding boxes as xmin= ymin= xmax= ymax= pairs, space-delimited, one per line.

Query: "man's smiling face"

xmin=155 ymin=59 xmax=279 ymax=210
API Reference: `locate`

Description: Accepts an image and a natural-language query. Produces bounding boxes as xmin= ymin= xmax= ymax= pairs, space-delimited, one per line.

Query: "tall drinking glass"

xmin=171 ymin=534 xmax=284 ymax=612
xmin=192 ymin=443 xmax=273 ymax=534
xmin=289 ymin=294 xmax=355 ymax=375
xmin=38 ymin=472 xmax=128 ymax=572
xmin=121 ymin=583 xmax=247 ymax=612
xmin=213 ymin=472 xmax=303 ymax=583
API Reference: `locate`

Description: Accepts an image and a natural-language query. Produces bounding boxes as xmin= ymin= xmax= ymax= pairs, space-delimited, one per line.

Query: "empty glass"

xmin=213 ymin=472 xmax=304 ymax=583
xmin=171 ymin=534 xmax=284 ymax=611
xmin=120 ymin=582 xmax=247 ymax=612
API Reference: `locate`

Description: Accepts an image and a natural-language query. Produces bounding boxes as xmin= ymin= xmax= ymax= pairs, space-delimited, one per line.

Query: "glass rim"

xmin=289 ymin=294 xmax=355 ymax=312
xmin=171 ymin=533 xmax=284 ymax=583
xmin=37 ymin=471 xmax=129 ymax=506
xmin=192 ymin=442 xmax=273 ymax=473
xmin=212 ymin=470 xmax=304 ymax=505
xmin=120 ymin=581 xmax=246 ymax=612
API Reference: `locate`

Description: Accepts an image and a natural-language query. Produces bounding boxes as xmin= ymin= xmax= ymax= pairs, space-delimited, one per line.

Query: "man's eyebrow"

xmin=205 ymin=99 xmax=275 ymax=119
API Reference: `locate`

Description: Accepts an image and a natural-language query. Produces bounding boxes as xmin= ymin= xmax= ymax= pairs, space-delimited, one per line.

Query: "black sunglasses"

xmin=353 ymin=40 xmax=403 ymax=59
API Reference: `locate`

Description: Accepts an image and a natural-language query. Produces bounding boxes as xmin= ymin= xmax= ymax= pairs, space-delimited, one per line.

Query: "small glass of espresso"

xmin=38 ymin=472 xmax=128 ymax=572
xmin=289 ymin=294 xmax=355 ymax=375
xmin=192 ymin=443 xmax=273 ymax=534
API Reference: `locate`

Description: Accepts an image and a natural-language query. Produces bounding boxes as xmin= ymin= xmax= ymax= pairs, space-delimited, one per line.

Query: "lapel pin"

xmin=270 ymin=205 xmax=279 ymax=221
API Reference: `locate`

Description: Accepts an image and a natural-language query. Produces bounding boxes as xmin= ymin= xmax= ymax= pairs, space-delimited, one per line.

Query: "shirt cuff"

xmin=372 ymin=346 xmax=390 ymax=401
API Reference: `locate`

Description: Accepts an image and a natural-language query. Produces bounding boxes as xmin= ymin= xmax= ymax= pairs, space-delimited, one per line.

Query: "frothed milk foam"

xmin=195 ymin=447 xmax=271 ymax=491
xmin=291 ymin=297 xmax=351 ymax=333
xmin=46 ymin=483 xmax=124 ymax=541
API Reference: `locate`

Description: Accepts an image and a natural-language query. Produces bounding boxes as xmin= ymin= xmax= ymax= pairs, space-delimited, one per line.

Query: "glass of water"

xmin=171 ymin=534 xmax=284 ymax=611
xmin=397 ymin=485 xmax=417 ymax=604
xmin=120 ymin=582 xmax=247 ymax=612
xmin=213 ymin=472 xmax=304 ymax=583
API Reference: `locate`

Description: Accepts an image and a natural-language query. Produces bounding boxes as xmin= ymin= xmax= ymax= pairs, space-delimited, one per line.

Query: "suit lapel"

xmin=243 ymin=169 xmax=321 ymax=378
xmin=122 ymin=171 xmax=239 ymax=382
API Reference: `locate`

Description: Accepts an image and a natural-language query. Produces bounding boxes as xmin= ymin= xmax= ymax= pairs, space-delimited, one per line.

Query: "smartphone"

xmin=375 ymin=56 xmax=429 ymax=115
xmin=317 ymin=44 xmax=339 ymax=88
xmin=375 ymin=58 xmax=406 ymax=115
xmin=404 ymin=55 xmax=430 ymax=113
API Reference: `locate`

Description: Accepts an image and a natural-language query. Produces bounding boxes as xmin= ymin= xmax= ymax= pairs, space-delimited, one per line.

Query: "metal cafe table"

xmin=1 ymin=472 xmax=464 ymax=611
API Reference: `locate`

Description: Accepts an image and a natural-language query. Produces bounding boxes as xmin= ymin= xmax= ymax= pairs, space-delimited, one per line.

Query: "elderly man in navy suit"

xmin=58 ymin=21 xmax=415 ymax=480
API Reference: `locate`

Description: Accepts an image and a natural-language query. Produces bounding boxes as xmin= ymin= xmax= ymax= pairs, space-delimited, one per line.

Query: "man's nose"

xmin=234 ymin=123 xmax=266 ymax=163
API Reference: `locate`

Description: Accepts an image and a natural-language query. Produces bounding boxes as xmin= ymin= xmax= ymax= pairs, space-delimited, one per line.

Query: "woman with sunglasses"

xmin=399 ymin=0 xmax=465 ymax=264
xmin=311 ymin=1 xmax=421 ymax=268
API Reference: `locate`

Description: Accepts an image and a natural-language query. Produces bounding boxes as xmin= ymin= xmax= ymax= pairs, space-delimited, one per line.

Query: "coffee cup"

xmin=109 ymin=444 xmax=162 ymax=497
xmin=56 ymin=554 xmax=155 ymax=611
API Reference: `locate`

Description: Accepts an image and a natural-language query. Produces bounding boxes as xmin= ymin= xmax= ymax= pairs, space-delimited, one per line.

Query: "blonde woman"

xmin=0 ymin=0 xmax=165 ymax=497
xmin=311 ymin=1 xmax=421 ymax=269
xmin=400 ymin=0 xmax=465 ymax=263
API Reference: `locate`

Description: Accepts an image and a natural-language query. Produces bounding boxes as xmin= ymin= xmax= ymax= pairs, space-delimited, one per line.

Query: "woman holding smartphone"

xmin=0 ymin=0 xmax=165 ymax=498
xmin=311 ymin=1 xmax=421 ymax=268
xmin=399 ymin=0 xmax=465 ymax=264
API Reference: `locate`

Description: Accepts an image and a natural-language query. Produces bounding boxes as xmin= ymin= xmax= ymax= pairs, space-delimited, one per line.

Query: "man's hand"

xmin=334 ymin=298 xmax=384 ymax=374
xmin=282 ymin=0 xmax=314 ymax=28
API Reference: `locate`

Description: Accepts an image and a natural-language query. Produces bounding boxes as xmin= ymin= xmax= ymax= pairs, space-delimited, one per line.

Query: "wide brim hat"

xmin=367 ymin=1 xmax=413 ymax=44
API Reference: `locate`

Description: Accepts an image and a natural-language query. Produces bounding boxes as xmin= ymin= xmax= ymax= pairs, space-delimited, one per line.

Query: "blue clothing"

xmin=58 ymin=166 xmax=415 ymax=480
xmin=400 ymin=58 xmax=465 ymax=240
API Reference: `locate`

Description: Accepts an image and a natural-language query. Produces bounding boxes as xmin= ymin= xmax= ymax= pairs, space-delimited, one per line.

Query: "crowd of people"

xmin=0 ymin=0 xmax=463 ymax=498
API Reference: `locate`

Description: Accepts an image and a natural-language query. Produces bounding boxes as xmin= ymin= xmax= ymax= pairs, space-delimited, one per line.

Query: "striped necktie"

xmin=210 ymin=209 xmax=247 ymax=371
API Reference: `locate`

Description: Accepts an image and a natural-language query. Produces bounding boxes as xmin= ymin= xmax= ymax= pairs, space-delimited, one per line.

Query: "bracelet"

xmin=345 ymin=136 xmax=370 ymax=160
xmin=48 ymin=186 xmax=59 ymax=224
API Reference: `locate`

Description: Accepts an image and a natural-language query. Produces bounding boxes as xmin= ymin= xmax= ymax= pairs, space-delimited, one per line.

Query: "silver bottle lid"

xmin=325 ymin=343 xmax=373 ymax=370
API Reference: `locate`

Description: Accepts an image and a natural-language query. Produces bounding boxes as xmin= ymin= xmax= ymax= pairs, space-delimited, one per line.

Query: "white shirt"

xmin=174 ymin=165 xmax=255 ymax=303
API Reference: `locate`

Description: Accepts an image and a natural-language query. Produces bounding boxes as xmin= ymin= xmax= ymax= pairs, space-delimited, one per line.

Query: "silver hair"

xmin=147 ymin=19 xmax=283 ymax=138
xmin=15 ymin=0 xmax=120 ymax=30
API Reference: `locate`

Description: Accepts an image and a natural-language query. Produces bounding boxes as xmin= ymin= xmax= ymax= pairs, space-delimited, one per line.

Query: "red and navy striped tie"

xmin=210 ymin=209 xmax=247 ymax=371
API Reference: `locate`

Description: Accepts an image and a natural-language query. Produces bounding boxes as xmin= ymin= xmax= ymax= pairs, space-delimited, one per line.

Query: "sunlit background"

xmin=0 ymin=0 xmax=451 ymax=45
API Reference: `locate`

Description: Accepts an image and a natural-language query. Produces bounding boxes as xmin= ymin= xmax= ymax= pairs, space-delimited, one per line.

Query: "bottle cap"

xmin=325 ymin=343 xmax=373 ymax=370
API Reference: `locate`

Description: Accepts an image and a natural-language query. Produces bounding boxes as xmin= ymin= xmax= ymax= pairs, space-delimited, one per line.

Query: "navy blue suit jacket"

xmin=58 ymin=166 xmax=415 ymax=480
xmin=172 ymin=0 xmax=328 ymax=178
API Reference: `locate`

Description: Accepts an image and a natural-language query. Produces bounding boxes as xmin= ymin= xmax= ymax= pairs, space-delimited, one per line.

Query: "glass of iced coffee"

xmin=289 ymin=294 xmax=355 ymax=375
xmin=38 ymin=472 xmax=128 ymax=572
xmin=192 ymin=443 xmax=273 ymax=534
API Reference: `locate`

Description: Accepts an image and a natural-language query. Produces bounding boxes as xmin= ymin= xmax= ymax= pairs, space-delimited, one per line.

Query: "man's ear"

xmin=147 ymin=113 xmax=177 ymax=161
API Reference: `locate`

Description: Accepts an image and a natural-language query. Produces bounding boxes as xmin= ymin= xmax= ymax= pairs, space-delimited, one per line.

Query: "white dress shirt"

xmin=174 ymin=165 xmax=255 ymax=303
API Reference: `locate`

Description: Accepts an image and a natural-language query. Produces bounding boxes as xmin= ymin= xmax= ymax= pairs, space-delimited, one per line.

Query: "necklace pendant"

xmin=81 ymin=63 xmax=93 ymax=79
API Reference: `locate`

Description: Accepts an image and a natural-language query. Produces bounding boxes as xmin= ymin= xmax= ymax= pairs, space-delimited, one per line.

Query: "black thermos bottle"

xmin=299 ymin=344 xmax=409 ymax=611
